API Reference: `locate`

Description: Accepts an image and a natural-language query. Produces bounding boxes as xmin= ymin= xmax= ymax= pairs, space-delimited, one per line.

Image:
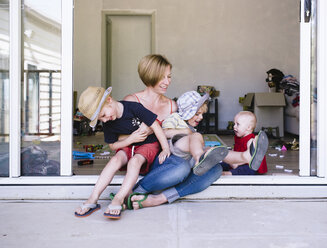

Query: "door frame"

xmin=100 ymin=9 xmax=156 ymax=87
xmin=3 ymin=1 xmax=327 ymax=198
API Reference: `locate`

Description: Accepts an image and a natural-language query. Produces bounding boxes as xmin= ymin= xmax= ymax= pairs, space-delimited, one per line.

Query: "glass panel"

xmin=21 ymin=0 xmax=61 ymax=176
xmin=0 ymin=0 xmax=9 ymax=177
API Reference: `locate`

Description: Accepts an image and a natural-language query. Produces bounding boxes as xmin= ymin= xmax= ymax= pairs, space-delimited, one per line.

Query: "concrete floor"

xmin=1 ymin=199 xmax=327 ymax=248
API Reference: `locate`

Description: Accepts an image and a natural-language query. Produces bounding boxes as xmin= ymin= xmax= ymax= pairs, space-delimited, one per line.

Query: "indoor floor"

xmin=72 ymin=132 xmax=299 ymax=176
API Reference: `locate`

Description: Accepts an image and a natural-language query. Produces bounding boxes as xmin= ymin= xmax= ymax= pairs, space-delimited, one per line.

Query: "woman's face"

xmin=153 ymin=66 xmax=171 ymax=94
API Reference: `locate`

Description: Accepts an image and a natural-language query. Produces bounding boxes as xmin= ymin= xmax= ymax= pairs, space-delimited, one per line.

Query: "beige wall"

xmin=74 ymin=0 xmax=299 ymax=128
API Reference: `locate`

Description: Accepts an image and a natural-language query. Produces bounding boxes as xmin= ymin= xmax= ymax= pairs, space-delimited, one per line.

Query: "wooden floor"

xmin=72 ymin=132 xmax=299 ymax=176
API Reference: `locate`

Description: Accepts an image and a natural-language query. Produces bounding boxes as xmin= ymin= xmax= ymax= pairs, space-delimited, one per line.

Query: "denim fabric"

xmin=133 ymin=154 xmax=222 ymax=203
xmin=133 ymin=155 xmax=192 ymax=193
xmin=220 ymin=162 xmax=256 ymax=175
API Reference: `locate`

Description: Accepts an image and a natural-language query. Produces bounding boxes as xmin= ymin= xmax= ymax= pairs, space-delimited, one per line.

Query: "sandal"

xmin=127 ymin=192 xmax=148 ymax=210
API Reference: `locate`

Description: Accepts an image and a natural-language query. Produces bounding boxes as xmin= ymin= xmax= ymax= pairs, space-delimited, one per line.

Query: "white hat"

xmin=78 ymin=86 xmax=112 ymax=130
xmin=177 ymin=91 xmax=209 ymax=120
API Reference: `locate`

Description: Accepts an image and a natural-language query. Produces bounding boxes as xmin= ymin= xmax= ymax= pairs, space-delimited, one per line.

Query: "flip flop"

xmin=103 ymin=204 xmax=123 ymax=220
xmin=127 ymin=192 xmax=148 ymax=210
xmin=74 ymin=203 xmax=100 ymax=218
xmin=193 ymin=146 xmax=228 ymax=176
xmin=249 ymin=130 xmax=269 ymax=171
xmin=109 ymin=192 xmax=115 ymax=200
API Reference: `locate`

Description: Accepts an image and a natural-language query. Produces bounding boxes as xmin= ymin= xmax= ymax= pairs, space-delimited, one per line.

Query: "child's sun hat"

xmin=78 ymin=86 xmax=112 ymax=130
xmin=177 ymin=91 xmax=209 ymax=120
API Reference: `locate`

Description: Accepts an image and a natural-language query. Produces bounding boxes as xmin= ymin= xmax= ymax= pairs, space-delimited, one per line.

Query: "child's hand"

xmin=129 ymin=128 xmax=148 ymax=143
xmin=158 ymin=149 xmax=170 ymax=164
xmin=138 ymin=122 xmax=153 ymax=135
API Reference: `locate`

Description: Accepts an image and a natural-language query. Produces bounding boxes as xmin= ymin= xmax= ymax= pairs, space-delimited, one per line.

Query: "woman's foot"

xmin=131 ymin=193 xmax=167 ymax=210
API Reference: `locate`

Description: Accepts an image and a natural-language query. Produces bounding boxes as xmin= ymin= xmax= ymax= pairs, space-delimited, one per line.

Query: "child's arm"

xmin=108 ymin=128 xmax=148 ymax=151
xmin=150 ymin=121 xmax=171 ymax=164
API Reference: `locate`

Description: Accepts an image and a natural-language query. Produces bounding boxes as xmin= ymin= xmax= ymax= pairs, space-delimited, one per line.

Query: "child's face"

xmin=187 ymin=109 xmax=204 ymax=127
xmin=233 ymin=114 xmax=252 ymax=138
xmin=153 ymin=66 xmax=171 ymax=94
xmin=97 ymin=99 xmax=118 ymax=123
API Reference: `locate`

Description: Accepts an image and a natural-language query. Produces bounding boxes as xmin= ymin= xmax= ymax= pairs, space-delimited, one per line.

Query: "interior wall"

xmin=74 ymin=0 xmax=300 ymax=128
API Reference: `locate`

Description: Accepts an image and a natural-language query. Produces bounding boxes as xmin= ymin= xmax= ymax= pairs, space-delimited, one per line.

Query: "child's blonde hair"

xmin=138 ymin=54 xmax=172 ymax=87
xmin=198 ymin=103 xmax=208 ymax=114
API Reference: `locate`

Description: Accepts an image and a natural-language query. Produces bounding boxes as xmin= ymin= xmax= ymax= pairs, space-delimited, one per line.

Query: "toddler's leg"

xmin=223 ymin=131 xmax=268 ymax=171
xmin=105 ymin=154 xmax=146 ymax=218
xmin=75 ymin=151 xmax=127 ymax=217
xmin=172 ymin=134 xmax=191 ymax=154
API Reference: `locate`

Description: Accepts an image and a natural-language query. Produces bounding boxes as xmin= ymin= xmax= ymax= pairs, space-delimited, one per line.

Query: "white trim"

xmin=0 ymin=185 xmax=326 ymax=200
xmin=60 ymin=0 xmax=74 ymax=176
xmin=299 ymin=0 xmax=311 ymax=176
xmin=9 ymin=0 xmax=21 ymax=178
xmin=0 ymin=175 xmax=326 ymax=185
xmin=317 ymin=1 xmax=327 ymax=178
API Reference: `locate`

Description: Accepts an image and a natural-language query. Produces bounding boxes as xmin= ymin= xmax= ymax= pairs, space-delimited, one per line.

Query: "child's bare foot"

xmin=130 ymin=193 xmax=167 ymax=210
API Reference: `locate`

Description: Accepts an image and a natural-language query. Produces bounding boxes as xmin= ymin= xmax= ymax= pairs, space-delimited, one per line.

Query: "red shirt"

xmin=234 ymin=133 xmax=267 ymax=174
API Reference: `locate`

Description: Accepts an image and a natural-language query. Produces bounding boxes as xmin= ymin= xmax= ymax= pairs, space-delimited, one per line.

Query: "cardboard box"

xmin=243 ymin=92 xmax=286 ymax=136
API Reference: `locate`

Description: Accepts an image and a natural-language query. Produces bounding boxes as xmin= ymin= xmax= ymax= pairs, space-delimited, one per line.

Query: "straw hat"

xmin=177 ymin=91 xmax=209 ymax=120
xmin=78 ymin=86 xmax=112 ymax=130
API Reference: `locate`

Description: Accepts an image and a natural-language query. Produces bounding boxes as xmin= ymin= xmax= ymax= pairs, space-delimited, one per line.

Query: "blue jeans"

xmin=133 ymin=154 xmax=222 ymax=203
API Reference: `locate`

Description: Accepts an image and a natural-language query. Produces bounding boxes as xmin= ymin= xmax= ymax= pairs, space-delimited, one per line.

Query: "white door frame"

xmin=316 ymin=0 xmax=327 ymax=178
xmin=4 ymin=1 xmax=327 ymax=197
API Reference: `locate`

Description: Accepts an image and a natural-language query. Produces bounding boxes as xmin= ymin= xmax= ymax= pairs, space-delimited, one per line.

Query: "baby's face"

xmin=187 ymin=109 xmax=204 ymax=127
xmin=233 ymin=114 xmax=252 ymax=138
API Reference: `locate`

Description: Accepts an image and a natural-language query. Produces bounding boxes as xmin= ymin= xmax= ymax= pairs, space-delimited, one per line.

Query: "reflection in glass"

xmin=0 ymin=0 xmax=9 ymax=177
xmin=21 ymin=0 xmax=61 ymax=176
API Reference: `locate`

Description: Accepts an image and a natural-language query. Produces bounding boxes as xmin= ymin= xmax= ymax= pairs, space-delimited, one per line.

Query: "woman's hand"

xmin=158 ymin=148 xmax=170 ymax=164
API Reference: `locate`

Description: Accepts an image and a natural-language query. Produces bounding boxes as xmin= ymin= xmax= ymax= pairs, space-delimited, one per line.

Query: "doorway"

xmin=106 ymin=13 xmax=154 ymax=101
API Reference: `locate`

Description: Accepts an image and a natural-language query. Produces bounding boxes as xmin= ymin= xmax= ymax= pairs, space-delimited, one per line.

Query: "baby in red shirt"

xmin=221 ymin=111 xmax=268 ymax=175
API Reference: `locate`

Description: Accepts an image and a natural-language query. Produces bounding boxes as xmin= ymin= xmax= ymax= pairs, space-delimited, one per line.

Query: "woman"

xmin=125 ymin=54 xmax=224 ymax=209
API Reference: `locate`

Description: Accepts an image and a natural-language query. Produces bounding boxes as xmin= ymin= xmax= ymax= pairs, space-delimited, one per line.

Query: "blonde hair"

xmin=237 ymin=111 xmax=257 ymax=131
xmin=198 ymin=103 xmax=208 ymax=114
xmin=138 ymin=54 xmax=172 ymax=87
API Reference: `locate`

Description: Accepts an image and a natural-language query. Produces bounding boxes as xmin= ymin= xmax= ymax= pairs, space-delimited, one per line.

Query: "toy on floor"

xmin=73 ymin=151 xmax=95 ymax=160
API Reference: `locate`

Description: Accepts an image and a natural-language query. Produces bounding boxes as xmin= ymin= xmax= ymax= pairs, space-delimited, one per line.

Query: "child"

xmin=221 ymin=111 xmax=268 ymax=175
xmin=162 ymin=91 xmax=228 ymax=176
xmin=74 ymin=86 xmax=170 ymax=219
